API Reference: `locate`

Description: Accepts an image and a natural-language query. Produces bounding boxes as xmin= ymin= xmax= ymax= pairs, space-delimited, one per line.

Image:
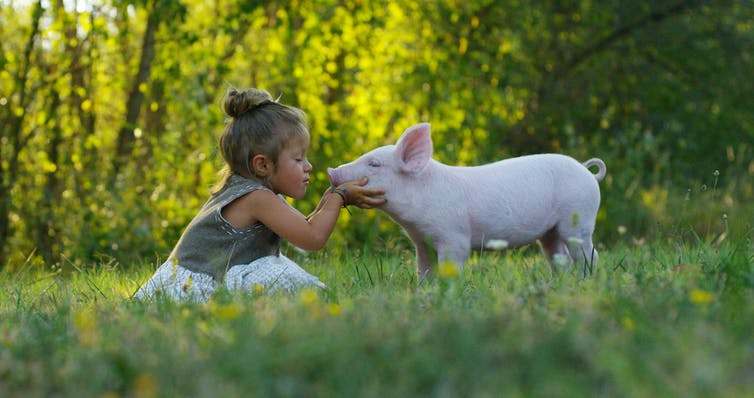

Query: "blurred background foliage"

xmin=1 ymin=0 xmax=752 ymax=270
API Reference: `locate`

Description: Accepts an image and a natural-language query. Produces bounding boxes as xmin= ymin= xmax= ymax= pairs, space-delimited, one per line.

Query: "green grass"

xmin=1 ymin=236 xmax=753 ymax=397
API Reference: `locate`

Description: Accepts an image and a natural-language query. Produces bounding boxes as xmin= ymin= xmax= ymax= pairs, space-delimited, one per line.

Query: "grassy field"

xmin=1 ymin=235 xmax=753 ymax=397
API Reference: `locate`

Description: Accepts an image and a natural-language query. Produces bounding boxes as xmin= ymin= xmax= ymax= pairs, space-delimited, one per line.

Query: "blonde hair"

xmin=214 ymin=87 xmax=309 ymax=192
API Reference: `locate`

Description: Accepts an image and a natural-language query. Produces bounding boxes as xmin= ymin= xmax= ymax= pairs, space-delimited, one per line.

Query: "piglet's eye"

xmin=367 ymin=159 xmax=381 ymax=168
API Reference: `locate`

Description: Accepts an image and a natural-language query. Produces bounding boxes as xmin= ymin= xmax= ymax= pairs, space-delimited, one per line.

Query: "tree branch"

xmin=557 ymin=0 xmax=703 ymax=80
xmin=511 ymin=0 xmax=705 ymax=151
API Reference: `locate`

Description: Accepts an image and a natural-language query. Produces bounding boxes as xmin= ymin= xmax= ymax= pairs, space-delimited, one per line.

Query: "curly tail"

xmin=583 ymin=158 xmax=607 ymax=181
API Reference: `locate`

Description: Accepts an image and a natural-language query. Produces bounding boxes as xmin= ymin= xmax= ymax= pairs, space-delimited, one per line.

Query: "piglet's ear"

xmin=395 ymin=123 xmax=432 ymax=174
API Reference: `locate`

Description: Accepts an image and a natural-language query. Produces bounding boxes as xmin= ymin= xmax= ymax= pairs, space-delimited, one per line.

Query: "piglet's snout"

xmin=326 ymin=167 xmax=339 ymax=186
xmin=328 ymin=165 xmax=368 ymax=186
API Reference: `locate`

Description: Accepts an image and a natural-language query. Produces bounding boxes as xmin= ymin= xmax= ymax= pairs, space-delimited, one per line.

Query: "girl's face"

xmin=268 ymin=136 xmax=312 ymax=199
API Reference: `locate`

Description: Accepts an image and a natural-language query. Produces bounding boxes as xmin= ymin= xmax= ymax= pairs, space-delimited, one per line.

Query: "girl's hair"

xmin=215 ymin=87 xmax=309 ymax=192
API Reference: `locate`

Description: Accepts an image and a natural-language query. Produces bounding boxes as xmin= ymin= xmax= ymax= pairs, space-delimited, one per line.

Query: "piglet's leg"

xmin=435 ymin=237 xmax=471 ymax=271
xmin=416 ymin=246 xmax=433 ymax=279
xmin=408 ymin=233 xmax=435 ymax=279
xmin=556 ymin=215 xmax=598 ymax=278
xmin=566 ymin=236 xmax=598 ymax=279
xmin=539 ymin=227 xmax=571 ymax=275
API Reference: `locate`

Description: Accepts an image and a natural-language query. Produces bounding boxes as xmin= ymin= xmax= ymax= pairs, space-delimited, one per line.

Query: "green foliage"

xmin=1 ymin=1 xmax=753 ymax=269
xmin=1 ymin=238 xmax=753 ymax=396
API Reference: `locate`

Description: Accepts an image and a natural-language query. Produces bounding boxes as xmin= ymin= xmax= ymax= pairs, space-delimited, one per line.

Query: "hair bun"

xmin=223 ymin=87 xmax=274 ymax=118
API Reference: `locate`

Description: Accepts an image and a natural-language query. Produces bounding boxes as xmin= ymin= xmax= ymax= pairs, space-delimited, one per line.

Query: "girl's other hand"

xmin=337 ymin=178 xmax=386 ymax=209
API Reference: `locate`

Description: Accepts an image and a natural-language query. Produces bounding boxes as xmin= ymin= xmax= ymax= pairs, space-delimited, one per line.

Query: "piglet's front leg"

xmin=410 ymin=230 xmax=470 ymax=278
xmin=408 ymin=233 xmax=434 ymax=279
xmin=435 ymin=236 xmax=471 ymax=270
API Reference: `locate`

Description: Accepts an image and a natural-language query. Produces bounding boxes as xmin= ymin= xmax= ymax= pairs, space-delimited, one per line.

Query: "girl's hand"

xmin=335 ymin=178 xmax=386 ymax=209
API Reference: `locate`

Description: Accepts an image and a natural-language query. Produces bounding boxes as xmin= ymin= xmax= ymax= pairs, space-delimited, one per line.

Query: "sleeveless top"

xmin=168 ymin=174 xmax=281 ymax=279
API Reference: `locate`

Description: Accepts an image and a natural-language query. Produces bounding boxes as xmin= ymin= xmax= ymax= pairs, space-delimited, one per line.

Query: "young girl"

xmin=134 ymin=87 xmax=385 ymax=301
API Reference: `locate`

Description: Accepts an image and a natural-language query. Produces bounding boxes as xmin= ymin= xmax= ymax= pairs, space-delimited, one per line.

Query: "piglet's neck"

xmin=381 ymin=159 xmax=445 ymax=215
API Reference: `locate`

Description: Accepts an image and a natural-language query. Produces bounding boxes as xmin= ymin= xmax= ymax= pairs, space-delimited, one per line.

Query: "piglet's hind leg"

xmin=539 ymin=227 xmax=572 ymax=275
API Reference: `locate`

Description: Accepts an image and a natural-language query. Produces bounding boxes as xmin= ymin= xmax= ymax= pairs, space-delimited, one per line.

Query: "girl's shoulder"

xmin=219 ymin=174 xmax=270 ymax=197
xmin=205 ymin=174 xmax=274 ymax=213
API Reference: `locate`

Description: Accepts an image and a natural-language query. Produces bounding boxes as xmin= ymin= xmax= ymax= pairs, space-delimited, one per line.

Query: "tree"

xmin=0 ymin=0 xmax=752 ymax=269
xmin=0 ymin=0 xmax=44 ymax=268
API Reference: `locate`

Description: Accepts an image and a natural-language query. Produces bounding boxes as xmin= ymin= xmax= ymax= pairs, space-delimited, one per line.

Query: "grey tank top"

xmin=168 ymin=174 xmax=281 ymax=279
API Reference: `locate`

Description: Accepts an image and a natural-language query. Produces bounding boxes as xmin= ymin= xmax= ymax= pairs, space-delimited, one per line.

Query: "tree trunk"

xmin=113 ymin=1 xmax=160 ymax=180
xmin=35 ymin=88 xmax=63 ymax=265
xmin=143 ymin=78 xmax=166 ymax=165
xmin=50 ymin=0 xmax=94 ymax=201
xmin=0 ymin=0 xmax=44 ymax=269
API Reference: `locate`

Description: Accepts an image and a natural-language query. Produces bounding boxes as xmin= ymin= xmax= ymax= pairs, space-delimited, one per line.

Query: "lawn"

xmin=1 ymin=236 xmax=752 ymax=397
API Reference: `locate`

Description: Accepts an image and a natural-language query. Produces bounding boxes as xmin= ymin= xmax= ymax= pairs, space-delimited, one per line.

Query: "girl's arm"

xmin=225 ymin=178 xmax=384 ymax=251
xmin=307 ymin=177 xmax=380 ymax=216
xmin=306 ymin=186 xmax=334 ymax=217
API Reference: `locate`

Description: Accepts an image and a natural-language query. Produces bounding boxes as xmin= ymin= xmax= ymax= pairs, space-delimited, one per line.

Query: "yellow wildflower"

xmin=438 ymin=261 xmax=460 ymax=279
xmin=170 ymin=257 xmax=178 ymax=278
xmin=690 ymin=289 xmax=714 ymax=305
xmin=182 ymin=275 xmax=193 ymax=293
xmin=299 ymin=288 xmax=319 ymax=306
xmin=215 ymin=303 xmax=242 ymax=320
xmin=327 ymin=303 xmax=342 ymax=317
xmin=621 ymin=317 xmax=635 ymax=332
xmin=72 ymin=308 xmax=98 ymax=347
xmin=132 ymin=373 xmax=159 ymax=398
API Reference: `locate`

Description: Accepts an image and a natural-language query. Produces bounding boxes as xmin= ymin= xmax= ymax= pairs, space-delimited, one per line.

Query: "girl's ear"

xmin=251 ymin=154 xmax=273 ymax=177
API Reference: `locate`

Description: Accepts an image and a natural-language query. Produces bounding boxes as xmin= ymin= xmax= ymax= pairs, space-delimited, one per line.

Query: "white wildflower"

xmin=567 ymin=237 xmax=585 ymax=246
xmin=485 ymin=239 xmax=509 ymax=250
xmin=553 ymin=254 xmax=570 ymax=268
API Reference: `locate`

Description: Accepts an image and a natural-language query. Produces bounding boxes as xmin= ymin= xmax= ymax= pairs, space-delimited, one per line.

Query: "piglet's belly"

xmin=468 ymin=214 xmax=554 ymax=249
xmin=470 ymin=231 xmax=547 ymax=250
